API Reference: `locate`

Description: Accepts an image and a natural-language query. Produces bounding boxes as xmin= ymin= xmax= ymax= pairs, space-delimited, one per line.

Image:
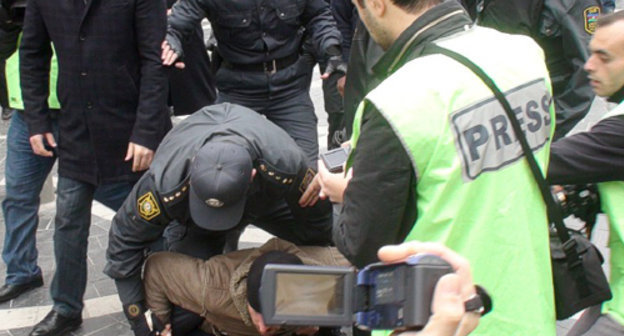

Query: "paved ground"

xmin=2 ymin=3 xmax=624 ymax=331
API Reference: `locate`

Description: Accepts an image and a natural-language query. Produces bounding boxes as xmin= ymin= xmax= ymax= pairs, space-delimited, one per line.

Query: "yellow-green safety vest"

xmin=599 ymin=102 xmax=624 ymax=326
xmin=5 ymin=34 xmax=59 ymax=110
xmin=349 ymin=26 xmax=556 ymax=335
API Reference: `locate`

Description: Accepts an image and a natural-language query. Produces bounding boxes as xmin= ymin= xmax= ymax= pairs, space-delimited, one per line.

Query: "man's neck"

xmin=608 ymin=85 xmax=624 ymax=103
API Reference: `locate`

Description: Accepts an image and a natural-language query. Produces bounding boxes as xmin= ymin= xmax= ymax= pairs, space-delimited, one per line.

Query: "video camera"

xmin=259 ymin=254 xmax=453 ymax=330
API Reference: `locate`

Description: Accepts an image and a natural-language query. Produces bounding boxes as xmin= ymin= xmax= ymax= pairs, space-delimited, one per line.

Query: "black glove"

xmin=323 ymin=55 xmax=347 ymax=77
xmin=165 ymin=33 xmax=185 ymax=60
xmin=124 ymin=302 xmax=152 ymax=336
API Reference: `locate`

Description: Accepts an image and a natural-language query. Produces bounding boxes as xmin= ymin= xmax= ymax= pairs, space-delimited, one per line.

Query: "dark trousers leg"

xmin=217 ymin=91 xmax=319 ymax=165
xmin=51 ymin=177 xmax=133 ymax=316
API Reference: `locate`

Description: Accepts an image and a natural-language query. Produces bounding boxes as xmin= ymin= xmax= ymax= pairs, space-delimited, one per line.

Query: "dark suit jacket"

xmin=20 ymin=0 xmax=171 ymax=185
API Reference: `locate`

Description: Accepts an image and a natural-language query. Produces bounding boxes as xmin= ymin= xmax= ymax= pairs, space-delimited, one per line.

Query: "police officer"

xmin=161 ymin=0 xmax=345 ymax=164
xmin=104 ymin=103 xmax=333 ymax=336
xmin=460 ymin=0 xmax=602 ymax=139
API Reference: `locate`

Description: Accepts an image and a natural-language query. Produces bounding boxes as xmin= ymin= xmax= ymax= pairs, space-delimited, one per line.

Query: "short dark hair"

xmin=390 ymin=0 xmax=442 ymax=14
xmin=597 ymin=10 xmax=624 ymax=28
xmin=247 ymin=251 xmax=304 ymax=311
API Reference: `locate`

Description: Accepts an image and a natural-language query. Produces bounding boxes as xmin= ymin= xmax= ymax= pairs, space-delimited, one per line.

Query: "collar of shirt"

xmin=371 ymin=0 xmax=471 ymax=78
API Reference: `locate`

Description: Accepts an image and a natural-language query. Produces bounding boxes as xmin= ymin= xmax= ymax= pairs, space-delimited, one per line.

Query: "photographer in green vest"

xmin=548 ymin=11 xmax=624 ymax=336
xmin=301 ymin=0 xmax=556 ymax=334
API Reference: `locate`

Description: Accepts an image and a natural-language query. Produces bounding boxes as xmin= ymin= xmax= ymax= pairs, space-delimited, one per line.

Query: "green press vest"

xmin=349 ymin=27 xmax=556 ymax=335
xmin=599 ymin=102 xmax=624 ymax=326
xmin=5 ymin=35 xmax=59 ymax=110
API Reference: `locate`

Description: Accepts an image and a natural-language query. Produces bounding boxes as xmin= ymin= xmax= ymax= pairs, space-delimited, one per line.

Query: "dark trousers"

xmin=216 ymin=90 xmax=318 ymax=165
xmin=51 ymin=176 xmax=134 ymax=317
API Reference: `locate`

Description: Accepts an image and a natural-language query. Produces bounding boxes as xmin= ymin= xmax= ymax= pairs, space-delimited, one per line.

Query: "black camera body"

xmin=259 ymin=254 xmax=453 ymax=330
xmin=552 ymin=184 xmax=601 ymax=228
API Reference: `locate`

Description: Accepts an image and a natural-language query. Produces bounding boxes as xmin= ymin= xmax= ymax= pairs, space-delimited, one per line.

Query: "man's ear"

xmin=368 ymin=0 xmax=386 ymax=18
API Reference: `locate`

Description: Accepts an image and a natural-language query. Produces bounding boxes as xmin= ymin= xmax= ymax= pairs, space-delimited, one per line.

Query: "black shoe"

xmin=29 ymin=310 xmax=82 ymax=336
xmin=0 ymin=275 xmax=44 ymax=303
xmin=1 ymin=107 xmax=14 ymax=121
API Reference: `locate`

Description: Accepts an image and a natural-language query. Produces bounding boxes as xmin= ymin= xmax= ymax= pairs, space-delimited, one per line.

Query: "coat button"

xmin=87 ymin=102 xmax=93 ymax=109
xmin=81 ymin=71 xmax=87 ymax=76
xmin=79 ymin=35 xmax=86 ymax=41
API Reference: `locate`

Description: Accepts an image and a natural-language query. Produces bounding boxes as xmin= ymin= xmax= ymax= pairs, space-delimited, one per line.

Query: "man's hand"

xmin=299 ymin=174 xmax=324 ymax=207
xmin=125 ymin=142 xmax=154 ymax=172
xmin=378 ymin=242 xmax=480 ymax=336
xmin=317 ymin=159 xmax=351 ymax=203
xmin=155 ymin=324 xmax=171 ymax=336
xmin=29 ymin=133 xmax=56 ymax=157
xmin=321 ymin=56 xmax=347 ymax=80
xmin=337 ymin=75 xmax=346 ymax=97
xmin=161 ymin=39 xmax=185 ymax=69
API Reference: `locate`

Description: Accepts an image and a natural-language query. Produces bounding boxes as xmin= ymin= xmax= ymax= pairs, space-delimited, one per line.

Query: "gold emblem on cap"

xmin=138 ymin=192 xmax=160 ymax=221
xmin=205 ymin=198 xmax=224 ymax=208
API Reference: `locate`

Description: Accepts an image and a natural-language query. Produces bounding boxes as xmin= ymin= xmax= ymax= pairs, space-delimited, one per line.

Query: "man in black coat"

xmin=19 ymin=0 xmax=171 ymax=335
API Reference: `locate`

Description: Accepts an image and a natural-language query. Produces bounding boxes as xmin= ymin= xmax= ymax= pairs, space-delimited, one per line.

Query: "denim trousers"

xmin=51 ymin=175 xmax=133 ymax=317
xmin=2 ymin=111 xmax=57 ymax=285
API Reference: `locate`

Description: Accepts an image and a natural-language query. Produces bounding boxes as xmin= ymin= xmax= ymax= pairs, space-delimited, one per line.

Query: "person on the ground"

xmin=105 ymin=103 xmax=334 ymax=336
xmin=302 ymin=0 xmax=556 ymax=333
xmin=161 ymin=0 xmax=346 ymax=164
xmin=20 ymin=0 xmax=171 ymax=335
xmin=144 ymin=238 xmax=485 ymax=336
xmin=547 ymin=11 xmax=624 ymax=336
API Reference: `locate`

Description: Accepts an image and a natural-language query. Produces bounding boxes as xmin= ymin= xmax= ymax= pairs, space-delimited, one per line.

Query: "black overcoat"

xmin=20 ymin=0 xmax=171 ymax=185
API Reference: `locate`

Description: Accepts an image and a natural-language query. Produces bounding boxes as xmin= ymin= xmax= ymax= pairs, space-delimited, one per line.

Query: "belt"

xmin=221 ymin=53 xmax=299 ymax=75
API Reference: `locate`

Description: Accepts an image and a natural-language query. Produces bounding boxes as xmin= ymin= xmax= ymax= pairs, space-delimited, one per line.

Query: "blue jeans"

xmin=2 ymin=111 xmax=56 ymax=285
xmin=51 ymin=176 xmax=133 ymax=317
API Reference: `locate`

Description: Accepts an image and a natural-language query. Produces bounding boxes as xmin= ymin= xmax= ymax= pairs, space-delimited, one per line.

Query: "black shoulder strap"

xmin=425 ymin=44 xmax=589 ymax=290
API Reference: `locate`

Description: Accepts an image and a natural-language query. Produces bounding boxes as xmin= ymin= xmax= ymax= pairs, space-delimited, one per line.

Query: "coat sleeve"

xmin=166 ymin=0 xmax=210 ymax=59
xmin=302 ymin=0 xmax=342 ymax=60
xmin=330 ymin=0 xmax=356 ymax=60
xmin=130 ymin=0 xmax=170 ymax=150
xmin=19 ymin=0 xmax=52 ymax=135
xmin=333 ymin=103 xmax=417 ymax=268
xmin=548 ymin=115 xmax=624 ymax=185
xmin=540 ymin=0 xmax=598 ymax=138
xmin=105 ymin=173 xmax=171 ymax=304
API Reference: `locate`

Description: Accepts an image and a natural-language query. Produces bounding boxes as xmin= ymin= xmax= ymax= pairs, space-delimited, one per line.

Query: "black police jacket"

xmin=104 ymin=103 xmax=333 ymax=304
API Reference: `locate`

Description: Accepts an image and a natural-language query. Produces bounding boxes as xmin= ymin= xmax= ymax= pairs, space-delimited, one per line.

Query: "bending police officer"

xmin=105 ymin=103 xmax=333 ymax=336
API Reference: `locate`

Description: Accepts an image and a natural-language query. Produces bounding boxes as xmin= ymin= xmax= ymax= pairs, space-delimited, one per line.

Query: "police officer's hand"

xmin=321 ymin=56 xmax=347 ymax=80
xmin=125 ymin=142 xmax=155 ymax=172
xmin=29 ymin=132 xmax=56 ymax=157
xmin=299 ymin=174 xmax=323 ymax=207
xmin=378 ymin=242 xmax=481 ymax=336
xmin=161 ymin=38 xmax=185 ymax=69
xmin=155 ymin=324 xmax=172 ymax=336
xmin=337 ymin=75 xmax=346 ymax=97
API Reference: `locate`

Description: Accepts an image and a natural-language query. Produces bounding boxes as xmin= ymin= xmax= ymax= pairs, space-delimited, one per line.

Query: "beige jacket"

xmin=143 ymin=238 xmax=351 ymax=336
